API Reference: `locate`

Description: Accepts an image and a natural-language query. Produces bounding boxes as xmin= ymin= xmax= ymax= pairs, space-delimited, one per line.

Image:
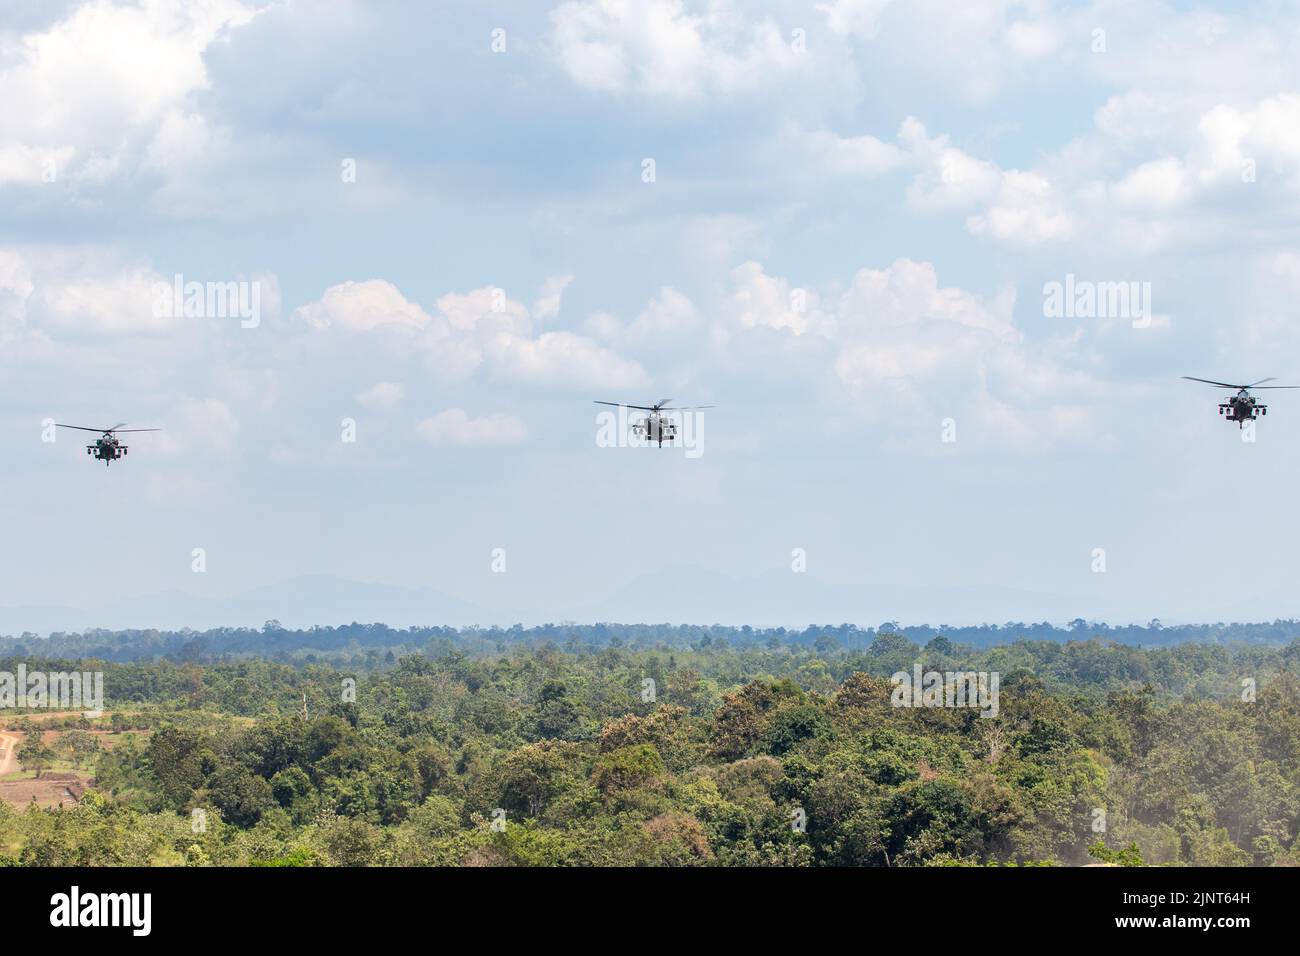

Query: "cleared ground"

xmin=0 ymin=713 xmax=144 ymax=809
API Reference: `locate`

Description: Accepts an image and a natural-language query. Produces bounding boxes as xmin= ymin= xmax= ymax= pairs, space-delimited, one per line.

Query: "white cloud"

xmin=0 ymin=248 xmax=258 ymax=336
xmin=355 ymin=382 xmax=405 ymax=410
xmin=295 ymin=279 xmax=431 ymax=333
xmin=583 ymin=310 xmax=623 ymax=341
xmin=817 ymin=0 xmax=894 ymax=38
xmin=807 ymin=128 xmax=906 ymax=179
xmin=1192 ymin=95 xmax=1300 ymax=191
xmin=532 ymin=274 xmax=574 ymax=323
xmin=710 ymin=256 xmax=1097 ymax=443
xmin=966 ymin=169 xmax=1073 ymax=243
xmin=297 ymin=277 xmax=648 ymax=390
xmin=416 ymin=409 xmax=527 ymax=446
xmin=816 ymin=0 xmax=1069 ymax=103
xmin=898 ymin=118 xmax=1002 ymax=213
xmin=0 ymin=0 xmax=258 ymax=188
xmin=1036 ymin=92 xmax=1300 ymax=251
xmin=550 ymin=0 xmax=806 ymax=98
xmin=491 ymin=330 xmax=649 ymax=388
xmin=35 ymin=265 xmax=174 ymax=334
xmin=726 ymin=262 xmax=830 ymax=337
xmin=0 ymin=145 xmax=75 ymax=185
xmin=810 ymin=117 xmax=1072 ymax=245
xmin=1112 ymin=157 xmax=1190 ymax=211
xmin=1004 ymin=19 xmax=1060 ymax=59
xmin=624 ymin=286 xmax=701 ymax=345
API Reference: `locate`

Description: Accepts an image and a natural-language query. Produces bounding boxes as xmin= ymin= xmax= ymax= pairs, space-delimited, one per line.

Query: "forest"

xmin=6 ymin=617 xmax=1300 ymax=663
xmin=1 ymin=630 xmax=1298 ymax=867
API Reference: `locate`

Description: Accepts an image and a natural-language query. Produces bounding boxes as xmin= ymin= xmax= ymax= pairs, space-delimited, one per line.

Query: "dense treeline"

xmin=5 ymin=616 xmax=1300 ymax=663
xmin=2 ymin=636 xmax=1298 ymax=866
xmin=3 ymin=632 xmax=1297 ymax=710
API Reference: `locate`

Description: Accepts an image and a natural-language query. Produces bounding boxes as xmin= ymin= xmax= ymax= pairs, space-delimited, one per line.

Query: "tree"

xmin=813 ymin=635 xmax=840 ymax=656
xmin=208 ymin=766 xmax=275 ymax=828
xmin=17 ymin=739 xmax=55 ymax=778
xmin=144 ymin=728 xmax=211 ymax=809
xmin=496 ymin=742 xmax=583 ymax=818
xmin=59 ymin=730 xmax=100 ymax=770
xmin=1087 ymin=840 xmax=1144 ymax=866
xmin=592 ymin=744 xmax=665 ymax=798
xmin=529 ymin=680 xmax=588 ymax=740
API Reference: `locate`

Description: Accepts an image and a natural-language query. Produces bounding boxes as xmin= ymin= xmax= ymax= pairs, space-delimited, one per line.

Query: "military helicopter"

xmin=593 ymin=399 xmax=715 ymax=447
xmin=1183 ymin=376 xmax=1300 ymax=427
xmin=55 ymin=423 xmax=160 ymax=465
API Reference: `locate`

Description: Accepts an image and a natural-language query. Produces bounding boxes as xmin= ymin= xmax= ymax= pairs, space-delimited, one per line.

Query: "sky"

xmin=4 ymin=0 xmax=1300 ymax=630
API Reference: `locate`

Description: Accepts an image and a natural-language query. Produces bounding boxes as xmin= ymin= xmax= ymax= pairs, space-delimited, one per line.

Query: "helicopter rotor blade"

xmin=1244 ymin=377 xmax=1277 ymax=388
xmin=112 ymin=428 xmax=161 ymax=432
xmin=1182 ymin=376 xmax=1245 ymax=388
xmin=54 ymin=423 xmax=113 ymax=433
xmin=1247 ymin=385 xmax=1300 ymax=389
xmin=593 ymin=401 xmax=658 ymax=411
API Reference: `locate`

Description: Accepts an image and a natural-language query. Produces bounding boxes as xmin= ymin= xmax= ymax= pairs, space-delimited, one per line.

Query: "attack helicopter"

xmin=55 ymin=423 xmax=160 ymax=465
xmin=1183 ymin=376 xmax=1300 ymax=428
xmin=593 ymin=399 xmax=715 ymax=447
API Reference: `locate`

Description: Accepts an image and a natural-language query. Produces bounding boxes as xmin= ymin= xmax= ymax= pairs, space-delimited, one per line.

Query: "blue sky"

xmin=4 ymin=0 xmax=1300 ymax=629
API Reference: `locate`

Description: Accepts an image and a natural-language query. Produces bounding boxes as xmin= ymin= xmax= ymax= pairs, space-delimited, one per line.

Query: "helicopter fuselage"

xmin=632 ymin=414 xmax=677 ymax=447
xmin=88 ymin=436 xmax=127 ymax=464
xmin=1220 ymin=390 xmax=1266 ymax=427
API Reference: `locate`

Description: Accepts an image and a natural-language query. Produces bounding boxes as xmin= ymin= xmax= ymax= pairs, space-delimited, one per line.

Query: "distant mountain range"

xmin=0 ymin=568 xmax=1065 ymax=636
xmin=0 ymin=575 xmax=498 ymax=636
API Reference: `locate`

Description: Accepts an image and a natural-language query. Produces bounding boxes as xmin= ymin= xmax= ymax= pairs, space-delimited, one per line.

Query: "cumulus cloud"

xmin=897 ymin=118 xmax=1002 ymax=212
xmin=623 ymin=287 xmax=702 ymax=345
xmin=568 ymin=286 xmax=706 ymax=363
xmin=807 ymin=128 xmax=906 ymax=179
xmin=709 ymin=256 xmax=1097 ymax=443
xmin=817 ymin=0 xmax=894 ymax=38
xmin=355 ymin=381 xmax=405 ymax=410
xmin=805 ymin=117 xmax=1073 ymax=244
xmin=726 ymin=262 xmax=831 ymax=338
xmin=815 ymin=0 xmax=1076 ymax=103
xmin=1004 ymin=19 xmax=1060 ymax=59
xmin=0 ymin=145 xmax=75 ymax=186
xmin=295 ymin=279 xmax=431 ymax=333
xmin=1111 ymin=157 xmax=1191 ymax=211
xmin=0 ymin=0 xmax=258 ymax=188
xmin=532 ymin=274 xmax=574 ymax=323
xmin=1015 ymin=91 xmax=1300 ymax=251
xmin=416 ymin=408 xmax=527 ymax=446
xmin=35 ymin=265 xmax=175 ymax=334
xmin=549 ymin=0 xmax=806 ymax=98
xmin=490 ymin=330 xmax=649 ymax=388
xmin=296 ymin=277 xmax=648 ymax=390
xmin=0 ymin=248 xmax=283 ymax=338
xmin=966 ymin=169 xmax=1074 ymax=243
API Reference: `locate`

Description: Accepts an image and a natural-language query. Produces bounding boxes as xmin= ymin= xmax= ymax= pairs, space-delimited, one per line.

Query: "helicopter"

xmin=593 ymin=399 xmax=715 ymax=447
xmin=55 ymin=423 xmax=161 ymax=465
xmin=1183 ymin=376 xmax=1300 ymax=428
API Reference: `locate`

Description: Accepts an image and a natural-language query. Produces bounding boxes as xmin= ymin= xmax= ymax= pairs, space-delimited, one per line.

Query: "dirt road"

xmin=0 ymin=730 xmax=19 ymax=778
